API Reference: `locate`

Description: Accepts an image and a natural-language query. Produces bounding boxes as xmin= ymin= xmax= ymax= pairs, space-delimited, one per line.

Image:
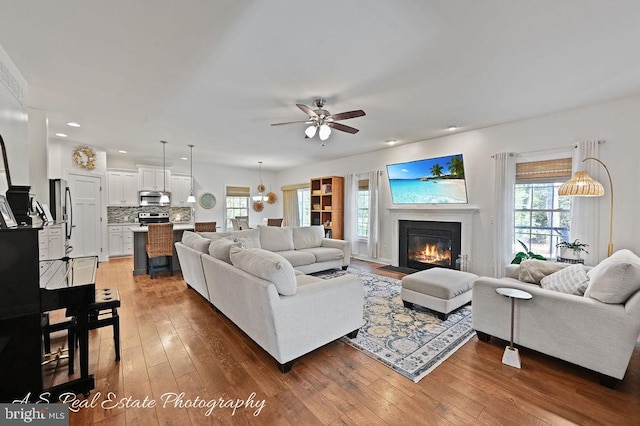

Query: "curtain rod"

xmin=491 ymin=140 xmax=606 ymax=158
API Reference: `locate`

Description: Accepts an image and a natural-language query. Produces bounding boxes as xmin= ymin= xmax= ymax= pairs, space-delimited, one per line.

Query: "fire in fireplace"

xmin=399 ymin=220 xmax=461 ymax=271
xmin=409 ymin=235 xmax=452 ymax=266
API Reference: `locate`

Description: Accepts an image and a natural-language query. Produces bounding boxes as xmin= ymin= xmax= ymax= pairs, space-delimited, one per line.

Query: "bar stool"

xmin=194 ymin=221 xmax=216 ymax=232
xmin=145 ymin=223 xmax=174 ymax=278
xmin=267 ymin=218 xmax=283 ymax=227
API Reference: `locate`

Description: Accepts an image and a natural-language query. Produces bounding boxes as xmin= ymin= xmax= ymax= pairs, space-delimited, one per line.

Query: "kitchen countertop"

xmin=130 ymin=223 xmax=194 ymax=232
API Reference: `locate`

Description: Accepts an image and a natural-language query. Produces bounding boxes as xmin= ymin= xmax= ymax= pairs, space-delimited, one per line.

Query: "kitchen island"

xmin=131 ymin=223 xmax=194 ymax=276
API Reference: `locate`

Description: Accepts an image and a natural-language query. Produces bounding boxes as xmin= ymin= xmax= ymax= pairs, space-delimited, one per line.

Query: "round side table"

xmin=496 ymin=287 xmax=532 ymax=369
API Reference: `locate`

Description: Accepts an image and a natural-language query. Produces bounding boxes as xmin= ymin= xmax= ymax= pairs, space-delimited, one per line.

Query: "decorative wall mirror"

xmin=199 ymin=192 xmax=216 ymax=209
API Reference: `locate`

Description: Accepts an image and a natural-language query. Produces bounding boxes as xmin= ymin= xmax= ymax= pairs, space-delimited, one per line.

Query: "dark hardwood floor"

xmin=44 ymin=257 xmax=640 ymax=425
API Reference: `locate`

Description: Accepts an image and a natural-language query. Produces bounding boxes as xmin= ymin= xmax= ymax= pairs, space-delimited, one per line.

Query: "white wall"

xmin=0 ymin=44 xmax=28 ymax=187
xmin=27 ymin=107 xmax=48 ymax=201
xmin=276 ymin=95 xmax=640 ymax=276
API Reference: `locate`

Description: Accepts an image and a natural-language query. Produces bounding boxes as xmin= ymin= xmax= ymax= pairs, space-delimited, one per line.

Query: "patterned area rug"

xmin=315 ymin=267 xmax=475 ymax=382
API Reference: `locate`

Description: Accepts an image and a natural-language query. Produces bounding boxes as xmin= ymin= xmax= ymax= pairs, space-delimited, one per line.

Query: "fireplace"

xmin=399 ymin=220 xmax=462 ymax=271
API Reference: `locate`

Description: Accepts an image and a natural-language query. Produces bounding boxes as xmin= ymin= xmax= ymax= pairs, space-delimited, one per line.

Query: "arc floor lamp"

xmin=558 ymin=157 xmax=614 ymax=257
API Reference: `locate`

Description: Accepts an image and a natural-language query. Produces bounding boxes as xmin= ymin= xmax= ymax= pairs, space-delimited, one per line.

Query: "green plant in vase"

xmin=556 ymin=239 xmax=589 ymax=259
xmin=511 ymin=239 xmax=547 ymax=264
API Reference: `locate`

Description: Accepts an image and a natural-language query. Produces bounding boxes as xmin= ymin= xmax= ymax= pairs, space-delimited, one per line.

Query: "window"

xmin=297 ymin=187 xmax=310 ymax=226
xmin=225 ymin=186 xmax=250 ymax=229
xmin=514 ymin=158 xmax=572 ymax=259
xmin=357 ymin=179 xmax=370 ymax=239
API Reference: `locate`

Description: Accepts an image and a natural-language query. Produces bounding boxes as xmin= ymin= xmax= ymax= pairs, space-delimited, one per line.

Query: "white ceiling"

xmin=1 ymin=1 xmax=640 ymax=171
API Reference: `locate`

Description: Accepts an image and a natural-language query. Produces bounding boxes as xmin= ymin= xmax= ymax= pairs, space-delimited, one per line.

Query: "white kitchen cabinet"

xmin=170 ymin=175 xmax=193 ymax=207
xmin=139 ymin=167 xmax=171 ymax=192
xmin=108 ymin=224 xmax=134 ymax=257
xmin=39 ymin=224 xmax=65 ymax=260
xmin=107 ymin=170 xmax=139 ymax=206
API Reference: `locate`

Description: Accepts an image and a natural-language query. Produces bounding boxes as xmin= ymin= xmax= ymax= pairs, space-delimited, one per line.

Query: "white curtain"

xmin=493 ymin=152 xmax=516 ymax=277
xmin=366 ymin=170 xmax=380 ymax=258
xmin=569 ymin=140 xmax=601 ymax=265
xmin=344 ymin=173 xmax=359 ymax=254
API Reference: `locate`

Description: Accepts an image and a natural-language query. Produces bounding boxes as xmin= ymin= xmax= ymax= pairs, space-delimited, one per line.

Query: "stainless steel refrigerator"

xmin=49 ymin=178 xmax=73 ymax=254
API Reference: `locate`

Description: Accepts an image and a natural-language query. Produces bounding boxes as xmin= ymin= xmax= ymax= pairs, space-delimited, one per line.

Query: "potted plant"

xmin=556 ymin=239 xmax=589 ymax=260
xmin=511 ymin=240 xmax=547 ymax=264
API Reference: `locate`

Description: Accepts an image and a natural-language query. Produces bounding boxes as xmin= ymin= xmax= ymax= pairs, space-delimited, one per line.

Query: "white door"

xmin=68 ymin=173 xmax=102 ymax=257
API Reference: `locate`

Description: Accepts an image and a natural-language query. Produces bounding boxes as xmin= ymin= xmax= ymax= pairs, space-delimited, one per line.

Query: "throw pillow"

xmin=208 ymin=238 xmax=241 ymax=264
xmin=236 ymin=237 xmax=258 ymax=249
xmin=181 ymin=231 xmax=201 ymax=247
xmin=229 ymin=246 xmax=297 ymax=296
xmin=540 ymin=264 xmax=590 ymax=295
xmin=258 ymin=225 xmax=294 ymax=252
xmin=293 ymin=225 xmax=325 ymax=250
xmin=191 ymin=237 xmax=211 ymax=253
xmin=518 ymin=259 xmax=566 ymax=284
xmin=584 ymin=252 xmax=640 ymax=304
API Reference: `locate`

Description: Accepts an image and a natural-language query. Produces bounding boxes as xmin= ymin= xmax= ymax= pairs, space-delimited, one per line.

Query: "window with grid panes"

xmin=297 ymin=188 xmax=311 ymax=226
xmin=357 ymin=179 xmax=370 ymax=239
xmin=514 ymin=158 xmax=572 ymax=259
xmin=225 ymin=186 xmax=250 ymax=230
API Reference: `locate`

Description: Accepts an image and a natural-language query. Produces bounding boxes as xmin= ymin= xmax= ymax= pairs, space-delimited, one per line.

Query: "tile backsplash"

xmin=108 ymin=206 xmax=192 ymax=223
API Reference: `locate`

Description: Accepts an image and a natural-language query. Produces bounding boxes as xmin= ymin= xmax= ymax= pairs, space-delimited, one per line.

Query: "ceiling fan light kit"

xmin=271 ymin=98 xmax=365 ymax=143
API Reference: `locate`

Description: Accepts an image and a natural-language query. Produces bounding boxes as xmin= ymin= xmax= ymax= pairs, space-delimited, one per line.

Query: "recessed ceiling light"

xmin=55 ymin=133 xmax=68 ymax=137
xmin=446 ymin=125 xmax=460 ymax=131
xmin=67 ymin=122 xmax=81 ymax=127
xmin=118 ymin=150 xmax=127 ymax=154
xmin=180 ymin=157 xmax=188 ymax=161
xmin=386 ymin=140 xmax=397 ymax=145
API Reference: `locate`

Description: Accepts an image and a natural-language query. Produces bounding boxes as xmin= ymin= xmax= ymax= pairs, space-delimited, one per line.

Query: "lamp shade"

xmin=305 ymin=125 xmax=317 ymax=138
xmin=187 ymin=194 xmax=196 ymax=203
xmin=558 ymin=171 xmax=604 ymax=197
xmin=319 ymin=124 xmax=331 ymax=141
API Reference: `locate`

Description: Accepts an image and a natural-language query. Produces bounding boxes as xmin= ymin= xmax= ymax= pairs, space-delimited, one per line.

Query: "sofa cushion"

xmin=540 ymin=264 xmax=590 ymax=295
xmin=209 ymin=238 xmax=241 ymax=264
xmin=298 ymin=247 xmax=344 ymax=263
xmin=258 ymin=225 xmax=294 ymax=252
xmin=518 ymin=260 xmax=567 ymax=284
xmin=293 ymin=226 xmax=325 ymax=250
xmin=585 ymin=249 xmax=640 ymax=304
xmin=181 ymin=231 xmax=211 ymax=253
xmin=276 ymin=250 xmax=316 ymax=267
xmin=296 ymin=274 xmax=323 ymax=288
xmin=229 ymin=246 xmax=297 ymax=296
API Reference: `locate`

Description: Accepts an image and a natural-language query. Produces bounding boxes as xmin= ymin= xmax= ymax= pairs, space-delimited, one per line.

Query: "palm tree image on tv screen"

xmin=386 ymin=154 xmax=468 ymax=204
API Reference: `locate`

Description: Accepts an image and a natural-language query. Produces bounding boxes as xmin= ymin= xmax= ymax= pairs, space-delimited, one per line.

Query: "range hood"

xmin=139 ymin=191 xmax=171 ymax=206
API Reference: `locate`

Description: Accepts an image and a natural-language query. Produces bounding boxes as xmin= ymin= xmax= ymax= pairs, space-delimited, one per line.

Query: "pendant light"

xmin=159 ymin=141 xmax=170 ymax=204
xmin=186 ymin=144 xmax=196 ymax=203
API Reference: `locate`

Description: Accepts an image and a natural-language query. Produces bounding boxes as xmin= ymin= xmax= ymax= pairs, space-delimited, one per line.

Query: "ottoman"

xmin=401 ymin=267 xmax=478 ymax=320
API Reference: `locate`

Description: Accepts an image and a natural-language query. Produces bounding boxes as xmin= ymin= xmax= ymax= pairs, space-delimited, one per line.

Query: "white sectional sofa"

xmin=175 ymin=226 xmax=363 ymax=372
xmin=473 ymin=250 xmax=640 ymax=387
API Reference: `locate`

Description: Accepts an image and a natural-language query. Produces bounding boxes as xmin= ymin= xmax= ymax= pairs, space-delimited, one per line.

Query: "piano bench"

xmin=76 ymin=288 xmax=121 ymax=362
xmin=48 ymin=288 xmax=122 ymax=375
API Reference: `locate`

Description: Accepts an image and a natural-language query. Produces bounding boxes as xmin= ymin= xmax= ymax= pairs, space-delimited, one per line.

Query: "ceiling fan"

xmin=271 ymin=99 xmax=365 ymax=143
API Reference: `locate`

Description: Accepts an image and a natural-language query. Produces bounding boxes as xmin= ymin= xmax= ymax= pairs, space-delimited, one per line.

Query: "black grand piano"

xmin=0 ymin=226 xmax=98 ymax=401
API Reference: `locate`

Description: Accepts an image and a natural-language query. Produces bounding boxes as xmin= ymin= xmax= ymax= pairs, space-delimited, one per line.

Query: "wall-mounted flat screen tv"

xmin=386 ymin=154 xmax=468 ymax=204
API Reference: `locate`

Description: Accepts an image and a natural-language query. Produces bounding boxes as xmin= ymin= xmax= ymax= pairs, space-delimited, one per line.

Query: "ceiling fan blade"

xmin=270 ymin=120 xmax=309 ymax=126
xmin=328 ymin=122 xmax=359 ymax=134
xmin=296 ymin=103 xmax=318 ymax=118
xmin=329 ymin=109 xmax=366 ymax=121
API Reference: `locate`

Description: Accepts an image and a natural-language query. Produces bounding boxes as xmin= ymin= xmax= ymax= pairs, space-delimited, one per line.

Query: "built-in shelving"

xmin=310 ymin=176 xmax=344 ymax=239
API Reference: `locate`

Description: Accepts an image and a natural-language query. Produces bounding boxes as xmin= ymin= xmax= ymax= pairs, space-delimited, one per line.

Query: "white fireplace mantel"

xmin=388 ymin=206 xmax=479 ymax=267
